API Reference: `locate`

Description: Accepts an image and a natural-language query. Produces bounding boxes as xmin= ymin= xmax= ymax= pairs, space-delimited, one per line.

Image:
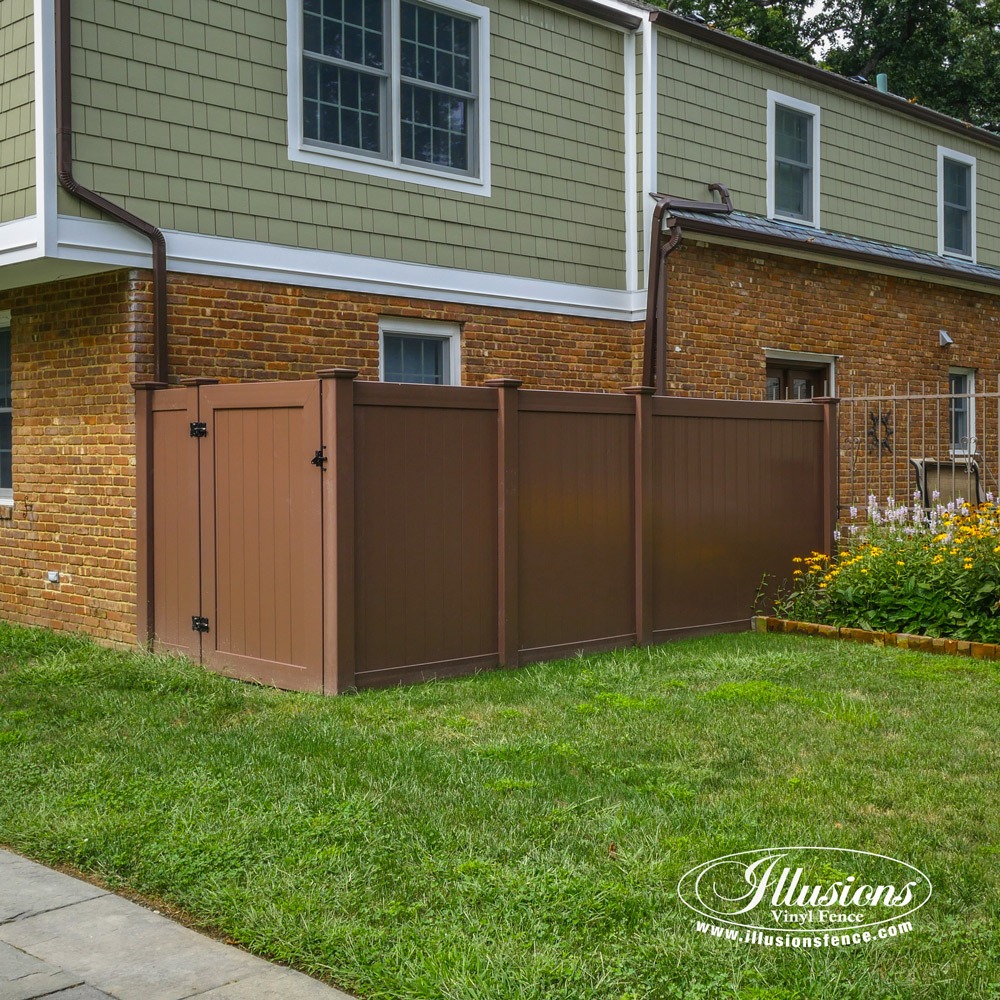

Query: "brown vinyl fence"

xmin=135 ymin=373 xmax=837 ymax=693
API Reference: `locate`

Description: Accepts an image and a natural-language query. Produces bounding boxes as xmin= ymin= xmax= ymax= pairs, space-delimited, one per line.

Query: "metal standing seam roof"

xmin=667 ymin=209 xmax=1000 ymax=289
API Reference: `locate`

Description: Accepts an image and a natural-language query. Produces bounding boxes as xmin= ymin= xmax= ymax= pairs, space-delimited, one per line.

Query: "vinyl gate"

xmin=138 ymin=380 xmax=325 ymax=690
xmin=136 ymin=374 xmax=837 ymax=693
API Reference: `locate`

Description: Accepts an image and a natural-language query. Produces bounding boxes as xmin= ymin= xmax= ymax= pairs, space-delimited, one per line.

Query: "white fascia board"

xmin=56 ymin=216 xmax=647 ymax=321
xmin=34 ymin=0 xmax=57 ymax=254
xmin=0 ymin=217 xmax=43 ymax=264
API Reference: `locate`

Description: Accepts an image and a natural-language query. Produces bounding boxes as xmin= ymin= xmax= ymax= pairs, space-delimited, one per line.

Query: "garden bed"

xmin=753 ymin=614 xmax=1000 ymax=659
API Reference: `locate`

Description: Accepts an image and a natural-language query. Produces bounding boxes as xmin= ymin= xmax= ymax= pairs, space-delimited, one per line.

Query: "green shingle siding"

xmin=67 ymin=0 xmax=628 ymax=290
xmin=0 ymin=0 xmax=35 ymax=223
xmin=658 ymin=30 xmax=1000 ymax=268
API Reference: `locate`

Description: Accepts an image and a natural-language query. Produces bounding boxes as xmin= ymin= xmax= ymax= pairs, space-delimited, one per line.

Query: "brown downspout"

xmin=55 ymin=0 xmax=169 ymax=384
xmin=643 ymin=183 xmax=733 ymax=393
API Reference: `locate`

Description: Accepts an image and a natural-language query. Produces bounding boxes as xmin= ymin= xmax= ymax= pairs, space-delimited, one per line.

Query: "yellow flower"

xmin=896 ymin=561 xmax=905 ymax=566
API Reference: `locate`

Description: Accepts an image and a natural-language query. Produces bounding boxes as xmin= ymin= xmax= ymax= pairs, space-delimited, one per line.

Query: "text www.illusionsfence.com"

xmin=694 ymin=920 xmax=913 ymax=948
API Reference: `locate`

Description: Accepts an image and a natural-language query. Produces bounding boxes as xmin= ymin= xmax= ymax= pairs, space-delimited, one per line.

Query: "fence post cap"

xmin=179 ymin=377 xmax=221 ymax=386
xmin=485 ymin=377 xmax=523 ymax=388
xmin=131 ymin=380 xmax=168 ymax=391
xmin=317 ymin=367 xmax=360 ymax=380
xmin=623 ymin=385 xmax=657 ymax=396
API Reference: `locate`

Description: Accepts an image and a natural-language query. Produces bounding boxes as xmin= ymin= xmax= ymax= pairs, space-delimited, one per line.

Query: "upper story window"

xmin=0 ymin=327 xmax=11 ymax=504
xmin=379 ymin=317 xmax=461 ymax=384
xmin=289 ymin=0 xmax=491 ymax=196
xmin=938 ymin=147 xmax=976 ymax=260
xmin=767 ymin=92 xmax=821 ymax=227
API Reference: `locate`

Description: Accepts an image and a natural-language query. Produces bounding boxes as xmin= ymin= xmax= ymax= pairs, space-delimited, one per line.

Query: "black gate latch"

xmin=311 ymin=447 xmax=327 ymax=469
xmin=190 ymin=422 xmax=208 ymax=438
xmin=191 ymin=616 xmax=210 ymax=633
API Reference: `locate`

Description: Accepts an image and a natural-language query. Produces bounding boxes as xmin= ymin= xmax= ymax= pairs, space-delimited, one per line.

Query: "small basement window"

xmin=379 ymin=317 xmax=461 ymax=384
xmin=764 ymin=350 xmax=834 ymax=400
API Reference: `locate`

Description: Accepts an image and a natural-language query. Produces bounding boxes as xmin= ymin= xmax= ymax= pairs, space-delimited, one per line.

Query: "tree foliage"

xmin=665 ymin=0 xmax=1000 ymax=131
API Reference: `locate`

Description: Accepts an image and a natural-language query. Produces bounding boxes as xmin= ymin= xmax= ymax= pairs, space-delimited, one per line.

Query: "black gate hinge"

xmin=311 ymin=447 xmax=327 ymax=469
xmin=190 ymin=421 xmax=208 ymax=438
xmin=191 ymin=616 xmax=210 ymax=633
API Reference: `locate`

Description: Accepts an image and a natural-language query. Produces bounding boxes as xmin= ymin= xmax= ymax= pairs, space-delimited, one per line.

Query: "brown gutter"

xmin=676 ymin=214 xmax=1000 ymax=292
xmin=55 ymin=0 xmax=169 ymax=383
xmin=643 ymin=184 xmax=733 ymax=392
xmin=651 ymin=10 xmax=1000 ymax=151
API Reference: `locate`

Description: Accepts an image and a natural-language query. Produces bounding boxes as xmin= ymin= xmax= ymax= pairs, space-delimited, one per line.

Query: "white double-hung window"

xmin=289 ymin=0 xmax=490 ymax=193
xmin=949 ymin=367 xmax=976 ymax=455
xmin=937 ymin=147 xmax=976 ymax=260
xmin=767 ymin=91 xmax=821 ymax=226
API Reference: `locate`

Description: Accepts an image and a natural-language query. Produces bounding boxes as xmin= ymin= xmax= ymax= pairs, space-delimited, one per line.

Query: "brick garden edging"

xmin=751 ymin=616 xmax=1000 ymax=661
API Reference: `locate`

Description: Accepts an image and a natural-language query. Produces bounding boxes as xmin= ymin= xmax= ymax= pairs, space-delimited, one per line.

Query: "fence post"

xmin=625 ymin=386 xmax=655 ymax=646
xmin=813 ymin=396 xmax=841 ymax=553
xmin=132 ymin=380 xmax=167 ymax=648
xmin=486 ymin=378 xmax=522 ymax=667
xmin=319 ymin=368 xmax=358 ymax=694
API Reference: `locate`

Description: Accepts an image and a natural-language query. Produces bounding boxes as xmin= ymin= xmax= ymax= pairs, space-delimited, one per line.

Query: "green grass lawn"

xmin=1 ymin=622 xmax=1000 ymax=1000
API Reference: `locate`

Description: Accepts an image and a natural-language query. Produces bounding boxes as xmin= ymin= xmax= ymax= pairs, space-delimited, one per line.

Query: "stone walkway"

xmin=0 ymin=849 xmax=356 ymax=1000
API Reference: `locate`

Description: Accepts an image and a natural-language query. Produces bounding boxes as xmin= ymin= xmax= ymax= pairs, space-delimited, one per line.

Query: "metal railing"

xmin=840 ymin=379 xmax=1000 ymax=514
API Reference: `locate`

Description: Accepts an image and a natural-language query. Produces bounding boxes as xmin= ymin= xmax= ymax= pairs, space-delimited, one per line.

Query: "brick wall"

xmin=0 ymin=271 xmax=142 ymax=644
xmin=144 ymin=274 xmax=641 ymax=390
xmin=1 ymin=269 xmax=641 ymax=647
xmin=665 ymin=240 xmax=1000 ymax=395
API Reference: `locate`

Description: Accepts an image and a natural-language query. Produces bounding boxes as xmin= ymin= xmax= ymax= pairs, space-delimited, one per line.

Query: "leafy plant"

xmin=776 ymin=494 xmax=1000 ymax=641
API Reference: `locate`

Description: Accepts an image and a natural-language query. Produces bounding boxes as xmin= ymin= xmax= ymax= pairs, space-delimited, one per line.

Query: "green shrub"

xmin=776 ymin=494 xmax=1000 ymax=642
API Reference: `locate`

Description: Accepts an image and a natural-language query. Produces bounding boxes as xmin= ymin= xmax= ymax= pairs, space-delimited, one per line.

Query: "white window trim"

xmin=949 ymin=366 xmax=977 ymax=456
xmin=766 ymin=91 xmax=821 ymax=229
xmin=0 ymin=309 xmax=11 ymax=506
xmin=286 ymin=0 xmax=491 ymax=197
xmin=937 ymin=146 xmax=976 ymax=262
xmin=378 ymin=316 xmax=462 ymax=384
